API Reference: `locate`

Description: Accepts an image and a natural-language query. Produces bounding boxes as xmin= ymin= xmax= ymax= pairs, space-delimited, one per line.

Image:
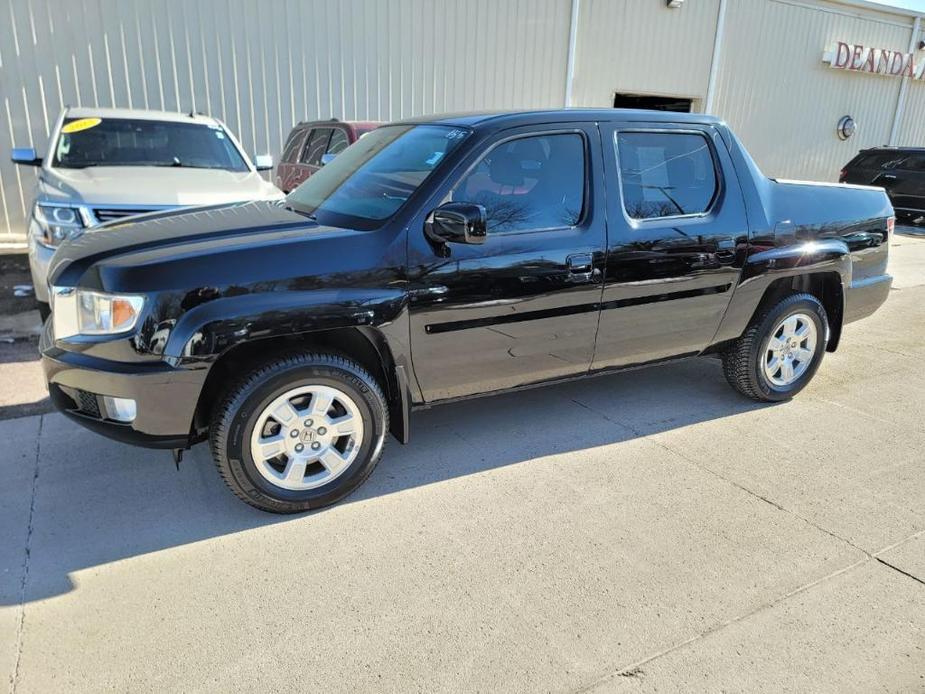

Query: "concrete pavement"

xmin=2 ymin=234 xmax=924 ymax=693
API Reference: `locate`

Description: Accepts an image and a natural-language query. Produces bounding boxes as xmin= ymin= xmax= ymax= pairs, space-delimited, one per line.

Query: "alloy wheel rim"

xmin=249 ymin=385 xmax=364 ymax=491
xmin=762 ymin=312 xmax=817 ymax=387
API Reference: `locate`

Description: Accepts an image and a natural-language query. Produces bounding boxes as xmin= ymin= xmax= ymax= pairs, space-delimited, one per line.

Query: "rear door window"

xmin=300 ymin=128 xmax=332 ymax=165
xmin=617 ymin=131 xmax=718 ymax=220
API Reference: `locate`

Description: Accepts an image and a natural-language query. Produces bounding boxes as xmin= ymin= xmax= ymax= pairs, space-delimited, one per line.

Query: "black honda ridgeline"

xmin=42 ymin=110 xmax=893 ymax=512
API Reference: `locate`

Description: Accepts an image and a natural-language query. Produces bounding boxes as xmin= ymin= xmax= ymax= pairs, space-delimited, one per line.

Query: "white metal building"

xmin=1 ymin=0 xmax=923 ymax=242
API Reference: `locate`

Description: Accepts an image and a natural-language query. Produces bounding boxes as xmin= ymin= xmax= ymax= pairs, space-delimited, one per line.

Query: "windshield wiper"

xmin=157 ymin=160 xmax=233 ymax=170
xmin=284 ymin=203 xmax=317 ymax=222
xmin=149 ymin=157 xmax=191 ymax=167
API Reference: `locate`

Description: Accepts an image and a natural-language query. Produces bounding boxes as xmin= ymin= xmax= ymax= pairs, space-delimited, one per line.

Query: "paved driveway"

xmin=2 ymin=234 xmax=924 ymax=693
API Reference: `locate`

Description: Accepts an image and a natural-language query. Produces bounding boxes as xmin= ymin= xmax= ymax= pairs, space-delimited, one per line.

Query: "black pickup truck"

xmin=42 ymin=109 xmax=893 ymax=513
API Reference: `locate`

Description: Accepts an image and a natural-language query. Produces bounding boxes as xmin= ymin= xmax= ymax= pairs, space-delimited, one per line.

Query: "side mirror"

xmin=11 ymin=148 xmax=42 ymax=167
xmin=320 ymin=152 xmax=337 ymax=166
xmin=254 ymin=154 xmax=273 ymax=171
xmin=425 ymin=202 xmax=487 ymax=246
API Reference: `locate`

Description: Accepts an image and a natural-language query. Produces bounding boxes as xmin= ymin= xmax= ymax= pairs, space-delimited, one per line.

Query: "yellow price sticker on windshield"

xmin=61 ymin=118 xmax=102 ymax=134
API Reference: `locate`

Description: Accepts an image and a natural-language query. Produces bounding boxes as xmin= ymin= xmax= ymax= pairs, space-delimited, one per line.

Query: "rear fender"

xmin=711 ymin=239 xmax=850 ymax=346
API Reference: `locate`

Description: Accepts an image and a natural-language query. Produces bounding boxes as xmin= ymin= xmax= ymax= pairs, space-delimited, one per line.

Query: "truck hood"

xmin=38 ymin=166 xmax=283 ymax=207
xmin=48 ymin=200 xmax=336 ymax=288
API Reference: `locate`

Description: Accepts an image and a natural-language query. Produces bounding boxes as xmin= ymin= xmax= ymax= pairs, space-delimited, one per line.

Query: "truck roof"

xmin=64 ymin=106 xmax=222 ymax=126
xmin=860 ymin=146 xmax=925 ymax=153
xmin=394 ymin=108 xmax=724 ymax=129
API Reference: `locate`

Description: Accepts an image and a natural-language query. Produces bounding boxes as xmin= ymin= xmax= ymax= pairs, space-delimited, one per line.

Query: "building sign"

xmin=822 ymin=41 xmax=925 ymax=79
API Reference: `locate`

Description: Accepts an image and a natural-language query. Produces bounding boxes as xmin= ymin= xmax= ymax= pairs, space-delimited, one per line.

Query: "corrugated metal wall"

xmin=897 ymin=71 xmax=925 ymax=146
xmin=2 ymin=0 xmax=924 ymax=243
xmin=712 ymin=0 xmax=916 ymax=181
xmin=0 ymin=0 xmax=570 ymax=242
xmin=570 ymin=0 xmax=720 ymax=107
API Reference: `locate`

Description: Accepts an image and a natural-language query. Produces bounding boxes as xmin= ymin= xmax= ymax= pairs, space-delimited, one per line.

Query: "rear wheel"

xmin=722 ymin=293 xmax=828 ymax=402
xmin=210 ymin=352 xmax=388 ymax=513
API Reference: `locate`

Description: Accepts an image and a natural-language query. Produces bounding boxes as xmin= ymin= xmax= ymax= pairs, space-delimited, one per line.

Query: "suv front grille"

xmin=93 ymin=207 xmax=160 ymax=224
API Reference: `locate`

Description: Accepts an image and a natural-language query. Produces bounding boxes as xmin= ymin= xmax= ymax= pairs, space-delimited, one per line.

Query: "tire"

xmin=210 ymin=352 xmax=388 ymax=513
xmin=37 ymin=301 xmax=51 ymax=322
xmin=722 ymin=293 xmax=828 ymax=402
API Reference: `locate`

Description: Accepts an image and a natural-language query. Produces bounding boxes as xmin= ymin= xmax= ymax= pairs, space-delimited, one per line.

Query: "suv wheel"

xmin=210 ymin=352 xmax=388 ymax=513
xmin=722 ymin=293 xmax=828 ymax=402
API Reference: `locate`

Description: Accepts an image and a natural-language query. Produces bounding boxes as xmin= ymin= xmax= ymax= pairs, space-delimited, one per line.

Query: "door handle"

xmin=566 ymin=253 xmax=600 ymax=283
xmin=567 ymin=253 xmax=593 ymax=272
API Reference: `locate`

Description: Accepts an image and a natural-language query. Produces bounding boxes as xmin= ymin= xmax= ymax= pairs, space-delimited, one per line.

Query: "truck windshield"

xmin=285 ymin=124 xmax=470 ymax=230
xmin=53 ymin=117 xmax=250 ymax=171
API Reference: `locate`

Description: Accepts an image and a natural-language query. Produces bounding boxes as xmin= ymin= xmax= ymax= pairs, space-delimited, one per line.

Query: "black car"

xmin=41 ymin=109 xmax=893 ymax=513
xmin=840 ymin=147 xmax=925 ymax=221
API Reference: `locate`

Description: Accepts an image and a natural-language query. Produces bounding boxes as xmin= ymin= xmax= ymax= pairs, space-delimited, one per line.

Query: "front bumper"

xmin=844 ymin=273 xmax=892 ymax=324
xmin=40 ymin=321 xmax=208 ymax=449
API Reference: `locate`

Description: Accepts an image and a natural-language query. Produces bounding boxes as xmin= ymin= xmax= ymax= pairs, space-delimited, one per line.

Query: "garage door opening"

xmin=613 ymin=93 xmax=692 ymax=112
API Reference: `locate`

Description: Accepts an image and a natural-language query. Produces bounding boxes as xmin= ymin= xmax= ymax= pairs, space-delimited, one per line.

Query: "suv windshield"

xmin=53 ymin=117 xmax=249 ymax=171
xmin=285 ymin=124 xmax=469 ymax=230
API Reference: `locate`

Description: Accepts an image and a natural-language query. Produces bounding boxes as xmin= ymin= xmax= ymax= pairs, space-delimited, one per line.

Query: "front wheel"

xmin=210 ymin=352 xmax=388 ymax=513
xmin=722 ymin=293 xmax=828 ymax=402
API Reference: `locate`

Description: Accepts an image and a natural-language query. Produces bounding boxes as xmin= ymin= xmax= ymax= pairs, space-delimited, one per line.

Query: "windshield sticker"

xmin=445 ymin=129 xmax=467 ymax=140
xmin=214 ymin=131 xmax=226 ymax=139
xmin=425 ymin=151 xmax=444 ymax=166
xmin=61 ymin=118 xmax=102 ymax=134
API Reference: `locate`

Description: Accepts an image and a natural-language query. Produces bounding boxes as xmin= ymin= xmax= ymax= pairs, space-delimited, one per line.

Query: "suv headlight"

xmin=33 ymin=204 xmax=93 ymax=248
xmin=52 ymin=288 xmax=145 ymax=338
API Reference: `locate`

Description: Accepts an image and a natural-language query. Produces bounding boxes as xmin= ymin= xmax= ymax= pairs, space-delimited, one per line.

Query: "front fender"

xmin=711 ymin=239 xmax=850 ymax=345
xmin=162 ymin=288 xmax=407 ymax=361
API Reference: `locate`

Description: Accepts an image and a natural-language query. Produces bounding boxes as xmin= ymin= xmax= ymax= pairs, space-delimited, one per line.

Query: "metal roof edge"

xmin=830 ymin=0 xmax=923 ymax=20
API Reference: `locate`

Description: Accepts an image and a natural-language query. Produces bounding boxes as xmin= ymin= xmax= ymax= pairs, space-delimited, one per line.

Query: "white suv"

xmin=11 ymin=107 xmax=283 ymax=318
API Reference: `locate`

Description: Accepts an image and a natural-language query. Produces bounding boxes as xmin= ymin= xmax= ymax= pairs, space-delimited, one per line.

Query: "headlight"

xmin=33 ymin=204 xmax=92 ymax=248
xmin=77 ymin=290 xmax=145 ymax=334
xmin=52 ymin=288 xmax=145 ymax=338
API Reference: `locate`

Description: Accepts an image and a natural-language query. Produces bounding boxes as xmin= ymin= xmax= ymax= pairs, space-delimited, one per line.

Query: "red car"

xmin=275 ymin=119 xmax=380 ymax=193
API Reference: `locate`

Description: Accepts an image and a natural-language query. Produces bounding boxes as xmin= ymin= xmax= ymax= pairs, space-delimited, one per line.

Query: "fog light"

xmin=102 ymin=396 xmax=137 ymax=423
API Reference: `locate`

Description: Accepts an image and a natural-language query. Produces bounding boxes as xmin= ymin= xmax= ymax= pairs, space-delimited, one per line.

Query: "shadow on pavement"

xmin=896 ymin=224 xmax=925 ymax=237
xmin=0 ymin=338 xmax=40 ymax=365
xmin=0 ymin=339 xmax=51 ymax=420
xmin=3 ymin=357 xmax=771 ymax=605
xmin=0 ymin=397 xmax=53 ymax=420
